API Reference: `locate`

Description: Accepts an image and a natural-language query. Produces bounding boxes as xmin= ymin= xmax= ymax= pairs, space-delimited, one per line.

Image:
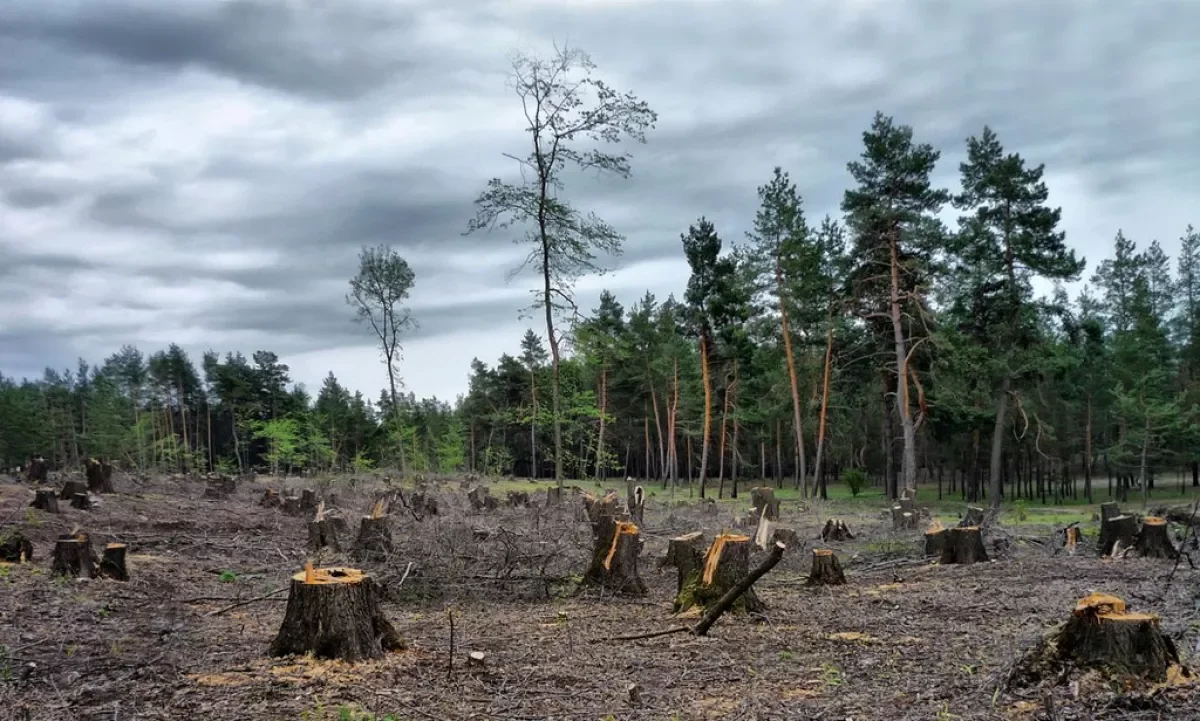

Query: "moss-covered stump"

xmin=85 ymin=458 xmax=115 ymax=494
xmin=664 ymin=531 xmax=706 ymax=594
xmin=351 ymin=515 xmax=393 ymax=562
xmin=582 ymin=493 xmax=646 ymax=596
xmin=0 ymin=531 xmax=33 ymax=562
xmin=1134 ymin=516 xmax=1177 ymax=559
xmin=891 ymin=499 xmax=917 ymax=530
xmin=806 ymin=549 xmax=846 ymax=586
xmin=939 ymin=526 xmax=988 ymax=565
xmin=59 ymin=480 xmax=86 ymax=500
xmin=820 ymin=518 xmax=854 ymax=542
xmin=260 ymin=488 xmax=281 ymax=508
xmin=52 ymin=533 xmax=96 ymax=578
xmin=30 ymin=488 xmax=59 ymax=514
xmin=268 ymin=567 xmax=404 ymax=662
xmin=1009 ymin=593 xmax=1187 ymax=688
xmin=750 ymin=487 xmax=780 ymax=521
xmin=924 ymin=525 xmax=947 ymax=558
xmin=1099 ymin=514 xmax=1137 ymax=557
xmin=674 ymin=532 xmax=763 ymax=614
xmin=99 ymin=543 xmax=129 ymax=581
xmin=959 ymin=506 xmax=985 ymax=528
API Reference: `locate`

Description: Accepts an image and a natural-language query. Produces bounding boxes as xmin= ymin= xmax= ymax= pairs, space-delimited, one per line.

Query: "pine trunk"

xmin=698 ymin=332 xmax=713 ymax=498
xmin=888 ymin=231 xmax=917 ymax=498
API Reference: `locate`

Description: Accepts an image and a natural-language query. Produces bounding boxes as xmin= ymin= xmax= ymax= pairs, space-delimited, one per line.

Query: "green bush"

xmin=840 ymin=468 xmax=867 ymax=497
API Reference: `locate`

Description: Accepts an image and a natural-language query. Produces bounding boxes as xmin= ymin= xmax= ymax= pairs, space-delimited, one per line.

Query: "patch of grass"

xmin=218 ymin=569 xmax=238 ymax=583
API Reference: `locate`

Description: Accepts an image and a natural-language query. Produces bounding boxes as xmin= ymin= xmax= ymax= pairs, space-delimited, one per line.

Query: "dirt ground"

xmin=1 ymin=474 xmax=1198 ymax=721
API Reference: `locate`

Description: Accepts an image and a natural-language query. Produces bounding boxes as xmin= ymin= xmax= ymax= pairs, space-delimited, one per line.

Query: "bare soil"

xmin=1 ymin=475 xmax=1199 ymax=720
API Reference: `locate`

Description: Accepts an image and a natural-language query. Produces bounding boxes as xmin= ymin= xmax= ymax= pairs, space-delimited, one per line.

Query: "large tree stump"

xmin=59 ymin=480 xmax=86 ymax=500
xmin=582 ymin=493 xmax=647 ymax=596
xmin=70 ymin=492 xmax=92 ymax=510
xmin=1099 ymin=501 xmax=1121 ymax=523
xmin=806 ymin=548 xmax=846 ymax=586
xmin=750 ymin=487 xmax=779 ymax=521
xmin=1134 ymin=516 xmax=1177 ymax=559
xmin=1100 ymin=514 xmax=1138 ymax=557
xmin=30 ymin=488 xmax=59 ymax=514
xmin=959 ymin=506 xmax=985 ymax=528
xmin=85 ymin=458 xmax=115 ymax=493
xmin=1010 ymin=593 xmax=1185 ymax=687
xmin=260 ymin=488 xmax=281 ymax=507
xmin=468 ymin=486 xmax=499 ymax=511
xmin=352 ymin=514 xmax=392 ymax=562
xmin=99 ymin=543 xmax=129 ymax=581
xmin=52 ymin=533 xmax=96 ymax=578
xmin=203 ymin=475 xmax=236 ymax=500
xmin=939 ymin=526 xmax=988 ymax=565
xmin=268 ymin=566 xmax=404 ymax=662
xmin=891 ymin=499 xmax=917 ymax=530
xmin=924 ymin=522 xmax=948 ymax=558
xmin=24 ymin=456 xmax=48 ymax=484
xmin=820 ymin=518 xmax=854 ymax=542
xmin=664 ymin=532 xmax=706 ymax=594
xmin=0 ymin=531 xmax=33 ymax=562
xmin=674 ymin=532 xmax=763 ymax=614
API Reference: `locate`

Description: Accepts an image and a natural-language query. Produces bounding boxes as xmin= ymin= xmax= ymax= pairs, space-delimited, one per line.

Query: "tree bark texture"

xmin=269 ymin=567 xmax=404 ymax=662
xmin=674 ymin=532 xmax=762 ymax=614
xmin=806 ymin=549 xmax=846 ymax=586
xmin=582 ymin=493 xmax=647 ymax=596
xmin=939 ymin=526 xmax=988 ymax=565
xmin=99 ymin=543 xmax=129 ymax=581
xmin=52 ymin=533 xmax=95 ymax=578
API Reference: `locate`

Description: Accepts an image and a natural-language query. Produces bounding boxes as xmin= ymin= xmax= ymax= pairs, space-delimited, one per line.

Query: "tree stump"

xmin=806 ymin=548 xmax=846 ymax=586
xmin=627 ymin=485 xmax=645 ymax=525
xmin=1134 ymin=516 xmax=1177 ymax=559
xmin=582 ymin=493 xmax=647 ymax=596
xmin=1009 ymin=593 xmax=1185 ymax=687
xmin=959 ymin=506 xmax=985 ymax=528
xmin=468 ymin=486 xmax=499 ymax=511
xmin=30 ymin=488 xmax=59 ymax=514
xmin=891 ymin=499 xmax=917 ymax=530
xmin=1063 ymin=525 xmax=1080 ymax=555
xmin=203 ymin=475 xmax=236 ymax=500
xmin=1100 ymin=514 xmax=1137 ymax=557
xmin=268 ymin=566 xmax=404 ymax=662
xmin=506 ymin=491 xmax=530 ymax=508
xmin=820 ymin=518 xmax=854 ymax=542
xmin=260 ymin=488 xmax=281 ymax=507
xmin=410 ymin=491 xmax=438 ymax=515
xmin=99 ymin=543 xmax=129 ymax=581
xmin=546 ymin=486 xmax=564 ymax=506
xmin=308 ymin=504 xmax=345 ymax=553
xmin=674 ymin=532 xmax=763 ymax=614
xmin=750 ymin=487 xmax=779 ymax=521
xmin=1099 ymin=501 xmax=1121 ymax=523
xmin=664 ymin=532 xmax=706 ymax=594
xmin=25 ymin=456 xmax=48 ymax=484
xmin=52 ymin=533 xmax=96 ymax=578
xmin=924 ymin=524 xmax=948 ymax=558
xmin=939 ymin=526 xmax=988 ymax=565
xmin=352 ymin=516 xmax=392 ymax=562
xmin=299 ymin=489 xmax=318 ymax=511
xmin=59 ymin=480 xmax=86 ymax=500
xmin=281 ymin=494 xmax=303 ymax=516
xmin=85 ymin=458 xmax=116 ymax=493
xmin=0 ymin=531 xmax=33 ymax=562
xmin=70 ymin=492 xmax=92 ymax=510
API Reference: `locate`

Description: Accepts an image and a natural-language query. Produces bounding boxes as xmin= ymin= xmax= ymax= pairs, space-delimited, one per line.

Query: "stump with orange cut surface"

xmin=1009 ymin=593 xmax=1187 ymax=687
xmin=806 ymin=548 xmax=845 ymax=586
xmin=52 ymin=532 xmax=96 ymax=578
xmin=582 ymin=493 xmax=646 ymax=596
xmin=939 ymin=526 xmax=988 ymax=565
xmin=674 ymin=531 xmax=763 ymax=614
xmin=924 ymin=520 xmax=948 ymax=558
xmin=99 ymin=543 xmax=129 ymax=581
xmin=1133 ymin=516 xmax=1177 ymax=559
xmin=268 ymin=565 xmax=404 ymax=662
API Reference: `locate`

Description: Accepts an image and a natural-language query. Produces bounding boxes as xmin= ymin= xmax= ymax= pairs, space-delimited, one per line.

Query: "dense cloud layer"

xmin=1 ymin=0 xmax=1197 ymax=400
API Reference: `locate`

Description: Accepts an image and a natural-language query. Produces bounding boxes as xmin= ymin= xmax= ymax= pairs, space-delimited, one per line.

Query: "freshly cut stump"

xmin=924 ymin=524 xmax=948 ymax=558
xmin=1100 ymin=514 xmax=1137 ymax=557
xmin=960 ymin=506 xmax=985 ymax=528
xmin=31 ymin=488 xmax=59 ymax=514
xmin=268 ymin=567 xmax=404 ymax=662
xmin=664 ymin=532 xmax=706 ymax=594
xmin=582 ymin=493 xmax=647 ymax=596
xmin=1099 ymin=501 xmax=1121 ymax=523
xmin=939 ymin=526 xmax=988 ymax=565
xmin=0 ymin=531 xmax=33 ymax=562
xmin=70 ymin=492 xmax=92 ymax=510
xmin=675 ymin=532 xmax=764 ymax=614
xmin=85 ymin=458 xmax=115 ymax=494
xmin=99 ymin=543 xmax=129 ymax=581
xmin=260 ymin=488 xmax=281 ymax=508
xmin=59 ymin=480 xmax=87 ymax=500
xmin=203 ymin=475 xmax=236 ymax=500
xmin=891 ymin=499 xmax=917 ymax=530
xmin=750 ymin=487 xmax=780 ymax=521
xmin=821 ymin=518 xmax=854 ymax=542
xmin=352 ymin=516 xmax=393 ymax=562
xmin=807 ymin=549 xmax=846 ymax=586
xmin=1134 ymin=516 xmax=1177 ymax=559
xmin=1010 ymin=593 xmax=1185 ymax=687
xmin=52 ymin=533 xmax=96 ymax=578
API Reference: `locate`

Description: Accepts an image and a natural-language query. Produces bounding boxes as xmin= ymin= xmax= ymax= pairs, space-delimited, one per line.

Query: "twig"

xmin=205 ymin=586 xmax=287 ymax=617
xmin=446 ymin=609 xmax=455 ymax=679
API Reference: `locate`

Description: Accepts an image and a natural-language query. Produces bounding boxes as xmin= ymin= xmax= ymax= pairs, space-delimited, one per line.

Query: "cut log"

xmin=891 ymin=499 xmax=917 ymax=530
xmin=806 ymin=548 xmax=846 ymax=586
xmin=260 ymin=488 xmax=281 ymax=508
xmin=820 ymin=518 xmax=854 ymax=542
xmin=59 ymin=480 xmax=86 ymax=500
xmin=1099 ymin=514 xmax=1137 ymax=557
xmin=99 ymin=543 xmax=129 ymax=581
xmin=582 ymin=493 xmax=647 ymax=596
xmin=1133 ymin=516 xmax=1177 ymax=559
xmin=52 ymin=533 xmax=96 ymax=578
xmin=506 ymin=490 xmax=530 ymax=508
xmin=663 ymin=532 xmax=706 ymax=594
xmin=468 ymin=486 xmax=499 ymax=511
xmin=352 ymin=516 xmax=393 ymax=562
xmin=750 ymin=487 xmax=779 ymax=521
xmin=1009 ymin=593 xmax=1186 ymax=687
xmin=85 ymin=458 xmax=115 ymax=494
xmin=203 ymin=475 xmax=236 ymax=500
xmin=939 ymin=526 xmax=988 ymax=565
xmin=924 ymin=523 xmax=948 ymax=558
xmin=0 ymin=531 xmax=33 ymax=562
xmin=268 ymin=566 xmax=404 ymax=662
xmin=675 ymin=532 xmax=763 ymax=614
xmin=30 ymin=488 xmax=59 ymax=514
xmin=959 ymin=506 xmax=985 ymax=528
xmin=70 ymin=492 xmax=92 ymax=511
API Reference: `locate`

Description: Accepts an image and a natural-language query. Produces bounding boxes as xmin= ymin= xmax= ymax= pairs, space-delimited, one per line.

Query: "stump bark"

xmin=0 ymin=531 xmax=33 ymax=562
xmin=582 ymin=493 xmax=647 ymax=596
xmin=99 ymin=543 xmax=129 ymax=581
xmin=674 ymin=532 xmax=763 ymax=614
xmin=260 ymin=488 xmax=281 ymax=507
xmin=546 ymin=486 xmax=564 ymax=506
xmin=1134 ymin=516 xmax=1177 ymax=559
xmin=352 ymin=516 xmax=393 ymax=561
xmin=281 ymin=494 xmax=303 ymax=516
xmin=1010 ymin=593 xmax=1185 ymax=687
xmin=468 ymin=486 xmax=499 ymax=511
xmin=24 ymin=456 xmax=48 ymax=484
xmin=70 ymin=492 xmax=92 ymax=510
xmin=1100 ymin=514 xmax=1137 ymax=557
xmin=960 ymin=506 xmax=985 ymax=528
xmin=299 ymin=489 xmax=318 ymax=511
xmin=627 ymin=485 xmax=645 ymax=525
xmin=820 ymin=518 xmax=854 ymax=542
xmin=891 ymin=499 xmax=917 ymax=530
xmin=924 ymin=526 xmax=948 ymax=558
xmin=59 ymin=480 xmax=86 ymax=500
xmin=31 ymin=488 xmax=59 ymax=514
xmin=806 ymin=549 xmax=846 ymax=586
xmin=664 ymin=532 xmax=706 ymax=594
xmin=268 ymin=567 xmax=404 ymax=662
xmin=308 ymin=518 xmax=344 ymax=553
xmin=52 ymin=533 xmax=96 ymax=578
xmin=750 ymin=487 xmax=779 ymax=521
xmin=939 ymin=526 xmax=988 ymax=565
xmin=203 ymin=475 xmax=236 ymax=500
xmin=85 ymin=458 xmax=115 ymax=493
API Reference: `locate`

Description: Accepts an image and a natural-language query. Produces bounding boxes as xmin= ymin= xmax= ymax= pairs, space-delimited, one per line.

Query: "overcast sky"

xmin=1 ymin=0 xmax=1197 ymax=403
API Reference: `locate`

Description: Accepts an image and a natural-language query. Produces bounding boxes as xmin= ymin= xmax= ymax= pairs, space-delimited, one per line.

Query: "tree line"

xmin=2 ymin=46 xmax=1196 ymax=509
